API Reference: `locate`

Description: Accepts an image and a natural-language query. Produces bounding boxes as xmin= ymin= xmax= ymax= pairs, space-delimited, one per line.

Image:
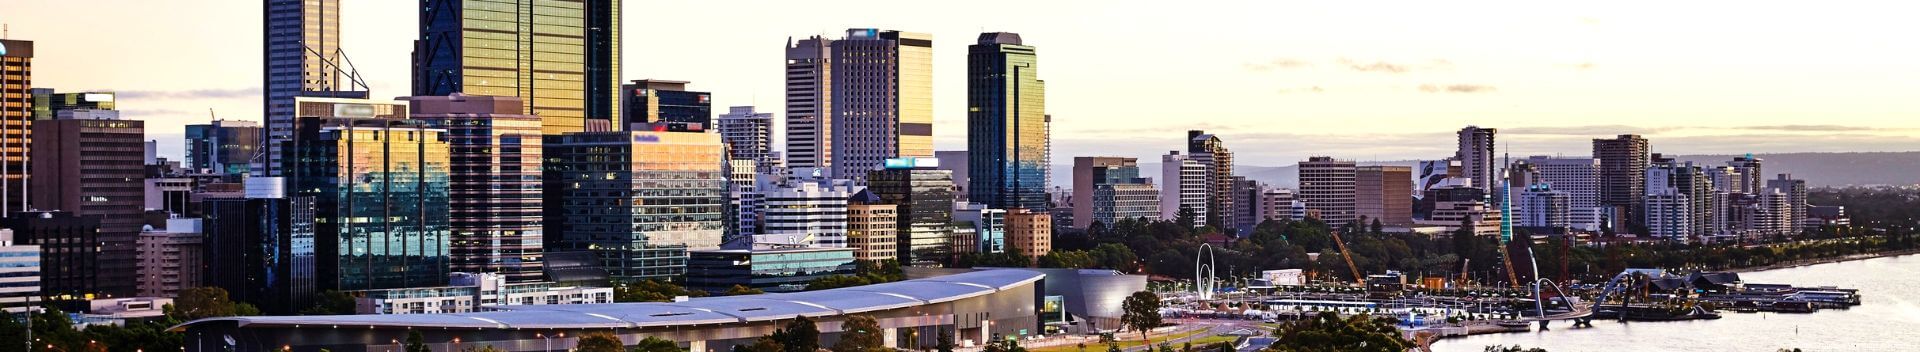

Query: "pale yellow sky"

xmin=7 ymin=0 xmax=1918 ymax=164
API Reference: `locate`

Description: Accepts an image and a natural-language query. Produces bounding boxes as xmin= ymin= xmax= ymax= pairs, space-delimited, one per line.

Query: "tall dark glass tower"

xmin=184 ymin=120 xmax=263 ymax=175
xmin=203 ymin=181 xmax=317 ymax=314
xmin=288 ymin=98 xmax=451 ymax=291
xmin=967 ymin=32 xmax=1048 ymax=210
xmin=414 ymin=0 xmax=622 ymax=135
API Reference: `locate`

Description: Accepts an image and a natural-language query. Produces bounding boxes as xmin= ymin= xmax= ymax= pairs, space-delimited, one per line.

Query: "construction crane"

xmin=1330 ymin=230 xmax=1365 ymax=287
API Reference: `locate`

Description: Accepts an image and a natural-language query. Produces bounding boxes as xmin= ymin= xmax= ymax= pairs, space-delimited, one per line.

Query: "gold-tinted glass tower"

xmin=414 ymin=0 xmax=622 ymax=134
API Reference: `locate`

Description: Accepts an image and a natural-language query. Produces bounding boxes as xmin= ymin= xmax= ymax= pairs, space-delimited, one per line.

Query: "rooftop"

xmin=171 ymin=269 xmax=1042 ymax=332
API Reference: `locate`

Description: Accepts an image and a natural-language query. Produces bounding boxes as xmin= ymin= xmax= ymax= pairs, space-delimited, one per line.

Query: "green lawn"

xmin=1028 ymin=329 xmax=1210 ymax=352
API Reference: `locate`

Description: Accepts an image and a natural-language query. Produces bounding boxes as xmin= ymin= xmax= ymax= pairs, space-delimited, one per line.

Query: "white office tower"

xmin=1518 ymin=184 xmax=1570 ymax=229
xmin=1526 ymin=156 xmax=1603 ymax=231
xmin=1160 ymin=151 xmax=1208 ymax=224
xmin=753 ymin=168 xmax=856 ymax=248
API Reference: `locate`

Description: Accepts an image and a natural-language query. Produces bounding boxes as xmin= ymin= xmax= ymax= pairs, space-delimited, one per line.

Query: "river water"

xmin=1433 ymin=254 xmax=1920 ymax=352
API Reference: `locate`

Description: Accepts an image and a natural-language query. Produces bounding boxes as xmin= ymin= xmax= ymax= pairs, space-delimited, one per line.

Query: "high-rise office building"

xmin=0 ymin=229 xmax=39 ymax=314
xmin=1231 ymin=177 xmax=1263 ymax=233
xmin=544 ymin=131 xmax=726 ymax=281
xmin=289 ymin=108 xmax=452 ymax=292
xmin=203 ymin=177 xmax=318 ymax=314
xmin=846 ymin=190 xmax=899 ymax=262
xmin=784 ymin=36 xmax=832 ymax=170
xmin=1188 ymin=131 xmax=1235 ymax=229
xmin=1727 ymin=155 xmax=1765 ymax=194
xmin=1766 ymin=174 xmax=1808 ymax=230
xmin=1355 ymin=166 xmax=1414 ymax=227
xmin=1299 ymin=157 xmax=1358 ymax=225
xmin=136 ymin=219 xmax=204 ymax=298
xmin=0 ymin=39 xmax=32 ymax=215
xmin=1518 ymin=184 xmax=1571 ymax=229
xmin=935 ymin=150 xmax=971 ymax=202
xmin=1255 ymin=188 xmax=1296 ymax=223
xmin=409 ymin=94 xmax=545 ymax=283
xmin=1456 ymin=126 xmax=1497 ymax=190
xmin=1646 ymin=155 xmax=1715 ymax=242
xmin=621 ymin=80 xmax=710 ymax=132
xmin=865 ymin=159 xmax=955 ymax=267
xmin=724 ymin=160 xmax=762 ymax=246
xmin=31 ymin=112 xmax=144 ymax=298
xmin=4 ymin=211 xmax=100 ymax=303
xmin=1594 ymin=134 xmax=1650 ymax=232
xmin=829 ymin=29 xmax=935 ymax=179
xmin=414 ymin=0 xmax=622 ymax=135
xmin=967 ymin=32 xmax=1049 ymax=211
xmin=1161 ymin=151 xmax=1208 ymax=224
xmin=1526 ymin=156 xmax=1603 ymax=231
xmin=185 ymin=120 xmax=263 ymax=175
xmin=755 ymin=176 xmax=855 ymax=248
xmin=1073 ymin=157 xmax=1157 ymax=228
xmin=29 ymin=89 xmax=115 ymax=120
xmin=265 ymin=0 xmax=365 ymax=177
xmin=718 ymin=106 xmax=778 ymax=167
xmin=953 ymin=202 xmax=1005 ymax=254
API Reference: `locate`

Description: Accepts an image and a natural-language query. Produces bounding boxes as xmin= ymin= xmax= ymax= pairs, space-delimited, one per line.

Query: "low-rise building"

xmin=684 ymin=246 xmax=857 ymax=294
xmin=351 ymin=272 xmax=613 ymax=315
xmin=136 ymin=218 xmax=204 ymax=298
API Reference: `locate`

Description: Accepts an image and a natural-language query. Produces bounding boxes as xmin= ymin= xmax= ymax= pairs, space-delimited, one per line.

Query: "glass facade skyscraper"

xmin=185 ymin=120 xmax=263 ymax=175
xmin=866 ymin=161 xmax=955 ymax=267
xmin=828 ymin=29 xmax=934 ymax=179
xmin=410 ymin=94 xmax=545 ymax=283
xmin=289 ymin=99 xmax=452 ymax=291
xmin=968 ymin=32 xmax=1049 ymax=211
xmin=621 ymin=80 xmax=710 ymax=132
xmin=414 ymin=0 xmax=622 ymax=135
xmin=264 ymin=0 xmax=357 ymax=177
xmin=203 ymin=180 xmax=318 ymax=315
xmin=543 ymin=131 xmax=725 ymax=281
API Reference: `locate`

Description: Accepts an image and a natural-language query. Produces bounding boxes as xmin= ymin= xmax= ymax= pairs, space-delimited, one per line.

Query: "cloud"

xmin=1735 ymin=125 xmax=1892 ymax=132
xmin=1502 ymin=125 xmax=1681 ymax=136
xmin=1336 ymin=58 xmax=1451 ymax=74
xmin=1243 ymin=58 xmax=1313 ymax=72
xmin=117 ymin=87 xmax=260 ymax=100
xmin=1417 ymin=84 xmax=1496 ymax=93
xmin=1276 ymin=86 xmax=1327 ymax=94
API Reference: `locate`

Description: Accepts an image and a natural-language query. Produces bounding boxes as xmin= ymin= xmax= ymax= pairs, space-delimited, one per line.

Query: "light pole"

xmin=538 ymin=333 xmax=551 ymax=352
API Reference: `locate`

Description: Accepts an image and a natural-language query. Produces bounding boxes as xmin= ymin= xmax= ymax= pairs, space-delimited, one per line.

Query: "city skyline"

xmin=8 ymin=1 xmax=1917 ymax=166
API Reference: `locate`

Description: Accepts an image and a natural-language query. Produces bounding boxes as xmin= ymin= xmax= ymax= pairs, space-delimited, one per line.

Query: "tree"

xmin=936 ymin=328 xmax=956 ymax=352
xmin=1176 ymin=205 xmax=1198 ymax=230
xmin=770 ymin=316 xmax=820 ymax=352
xmin=633 ymin=336 xmax=684 ymax=352
xmin=1370 ymin=219 xmax=1384 ymax=234
xmin=984 ymin=339 xmax=1028 ymax=352
xmin=576 ymin=332 xmax=627 ymax=352
xmin=833 ymin=315 xmax=885 ymax=352
xmin=461 ymin=346 xmax=508 ymax=352
xmin=616 ymin=280 xmax=707 ymax=302
xmin=302 ymin=290 xmax=358 ymax=315
xmin=404 ymin=330 xmax=432 ymax=352
xmin=1120 ymin=291 xmax=1164 ymax=344
xmin=726 ymin=284 xmax=766 ymax=296
xmin=735 ymin=337 xmax=785 ymax=352
xmin=806 ymin=274 xmax=873 ymax=290
xmin=1265 ymin=312 xmax=1412 ymax=352
xmin=173 ymin=287 xmax=250 ymax=320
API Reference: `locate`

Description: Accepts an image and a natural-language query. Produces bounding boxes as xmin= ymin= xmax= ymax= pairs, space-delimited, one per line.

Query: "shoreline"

xmin=1728 ymin=249 xmax=1920 ymax=273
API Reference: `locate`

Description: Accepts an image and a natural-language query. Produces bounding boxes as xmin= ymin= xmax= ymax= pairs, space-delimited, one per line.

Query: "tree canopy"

xmin=1120 ymin=291 xmax=1163 ymax=342
xmin=1264 ymin=312 xmax=1412 ymax=352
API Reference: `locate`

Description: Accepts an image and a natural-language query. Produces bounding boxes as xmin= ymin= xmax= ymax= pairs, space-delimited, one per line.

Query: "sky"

xmin=7 ymin=0 xmax=1919 ymax=166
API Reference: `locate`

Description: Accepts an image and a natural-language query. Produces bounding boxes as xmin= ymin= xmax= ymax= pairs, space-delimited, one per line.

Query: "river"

xmin=1432 ymin=254 xmax=1920 ymax=352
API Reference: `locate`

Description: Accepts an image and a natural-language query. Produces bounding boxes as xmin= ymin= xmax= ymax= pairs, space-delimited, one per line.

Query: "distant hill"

xmin=1048 ymin=152 xmax=1920 ymax=190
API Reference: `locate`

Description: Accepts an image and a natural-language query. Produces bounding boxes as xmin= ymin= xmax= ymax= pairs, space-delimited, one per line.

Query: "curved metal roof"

xmin=170 ymin=269 xmax=1042 ymax=332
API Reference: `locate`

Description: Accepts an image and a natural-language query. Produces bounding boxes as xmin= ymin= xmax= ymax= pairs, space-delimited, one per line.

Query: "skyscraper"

xmin=1727 ymin=155 xmax=1765 ymax=194
xmin=784 ymin=36 xmax=832 ymax=170
xmin=1594 ymin=134 xmax=1650 ymax=232
xmin=1355 ymin=166 xmax=1414 ymax=227
xmin=1646 ymin=155 xmax=1714 ymax=242
xmin=414 ymin=0 xmax=622 ymax=135
xmin=543 ymin=131 xmax=726 ymax=281
xmin=829 ymin=29 xmax=935 ymax=179
xmin=621 ymin=80 xmax=711 ymax=132
xmin=1526 ymin=156 xmax=1603 ymax=231
xmin=409 ymin=94 xmax=545 ymax=283
xmin=754 ymin=175 xmax=855 ymax=248
xmin=1161 ymin=151 xmax=1207 ymax=224
xmin=265 ymin=0 xmax=364 ymax=177
xmin=718 ymin=106 xmax=778 ymax=167
xmin=185 ymin=120 xmax=263 ymax=175
xmin=1456 ymin=126 xmax=1497 ymax=190
xmin=1188 ymin=131 xmax=1235 ymax=229
xmin=29 ymin=89 xmax=115 ymax=120
xmin=967 ymin=32 xmax=1049 ymax=211
xmin=1073 ymin=157 xmax=1158 ymax=229
xmin=32 ymin=110 xmax=145 ymax=298
xmin=1766 ymin=174 xmax=1807 ymax=231
xmin=203 ymin=178 xmax=318 ymax=314
xmin=1231 ymin=176 xmax=1262 ymax=234
xmin=1299 ymin=157 xmax=1357 ymax=225
xmin=288 ymin=100 xmax=452 ymax=291
xmin=0 ymin=39 xmax=32 ymax=215
xmin=865 ymin=160 xmax=955 ymax=267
